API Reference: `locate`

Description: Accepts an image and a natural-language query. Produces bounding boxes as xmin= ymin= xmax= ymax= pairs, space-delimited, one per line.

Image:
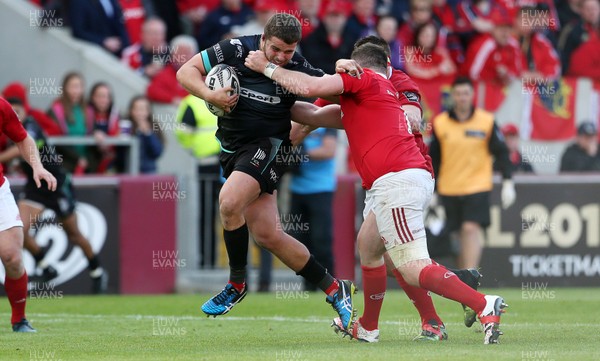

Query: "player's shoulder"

xmin=288 ymin=52 xmax=324 ymax=75
xmin=232 ymin=35 xmax=260 ymax=49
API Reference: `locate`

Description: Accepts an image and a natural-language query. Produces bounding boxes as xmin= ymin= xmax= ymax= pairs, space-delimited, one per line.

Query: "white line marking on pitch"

xmin=0 ymin=313 xmax=586 ymax=327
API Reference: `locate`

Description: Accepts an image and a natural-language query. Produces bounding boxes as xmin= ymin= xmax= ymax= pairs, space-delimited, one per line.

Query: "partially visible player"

xmin=0 ymin=97 xmax=57 ymax=332
xmin=245 ymin=44 xmax=507 ymax=345
xmin=0 ymin=97 xmax=108 ymax=294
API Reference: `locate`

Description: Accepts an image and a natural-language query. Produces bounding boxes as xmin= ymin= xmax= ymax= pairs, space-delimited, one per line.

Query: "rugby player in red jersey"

xmin=245 ymin=43 xmax=507 ymax=345
xmin=297 ymin=36 xmax=483 ymax=342
xmin=0 ymin=97 xmax=56 ymax=332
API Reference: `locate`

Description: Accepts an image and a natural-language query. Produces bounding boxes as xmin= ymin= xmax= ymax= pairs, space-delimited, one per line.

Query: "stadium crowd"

xmin=4 ymin=0 xmax=594 ymax=175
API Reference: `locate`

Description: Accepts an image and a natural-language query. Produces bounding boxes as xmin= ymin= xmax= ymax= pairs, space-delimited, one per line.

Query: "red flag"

xmin=523 ymin=77 xmax=577 ymax=140
xmin=479 ymin=82 xmax=509 ymax=112
xmin=415 ymin=77 xmax=453 ymax=135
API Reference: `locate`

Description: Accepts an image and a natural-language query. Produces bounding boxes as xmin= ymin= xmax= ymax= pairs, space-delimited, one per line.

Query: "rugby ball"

xmin=204 ymin=64 xmax=240 ymax=117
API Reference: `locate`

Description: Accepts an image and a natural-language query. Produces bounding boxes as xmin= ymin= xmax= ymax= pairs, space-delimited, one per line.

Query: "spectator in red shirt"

xmin=147 ymin=35 xmax=196 ymax=104
xmin=231 ymin=0 xmax=284 ymax=36
xmin=559 ymin=0 xmax=600 ymax=80
xmin=1 ymin=82 xmax=61 ymax=136
xmin=405 ymin=22 xmax=457 ymax=81
xmin=118 ymin=0 xmax=154 ymax=45
xmin=455 ymin=0 xmax=498 ymax=36
xmin=121 ymin=17 xmax=168 ymax=78
xmin=515 ymin=6 xmax=561 ymax=82
xmin=462 ymin=10 xmax=521 ymax=85
xmin=177 ymin=0 xmax=220 ymax=35
xmin=432 ymin=0 xmax=457 ymax=32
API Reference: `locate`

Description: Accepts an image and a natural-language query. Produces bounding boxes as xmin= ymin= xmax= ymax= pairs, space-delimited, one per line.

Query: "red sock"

xmin=5 ymin=271 xmax=28 ymax=325
xmin=393 ymin=269 xmax=442 ymax=325
xmin=418 ymin=264 xmax=486 ymax=313
xmin=228 ymin=280 xmax=245 ymax=293
xmin=324 ymin=279 xmax=339 ymax=297
xmin=358 ymin=264 xmax=386 ymax=331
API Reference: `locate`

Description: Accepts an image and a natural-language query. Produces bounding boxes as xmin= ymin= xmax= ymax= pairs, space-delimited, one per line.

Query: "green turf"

xmin=1 ymin=288 xmax=599 ymax=361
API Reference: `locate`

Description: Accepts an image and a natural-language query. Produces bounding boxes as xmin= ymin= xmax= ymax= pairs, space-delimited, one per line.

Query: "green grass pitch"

xmin=1 ymin=288 xmax=599 ymax=360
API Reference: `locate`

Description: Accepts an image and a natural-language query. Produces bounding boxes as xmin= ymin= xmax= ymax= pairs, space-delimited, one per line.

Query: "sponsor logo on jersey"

xmin=403 ymin=91 xmax=420 ymax=103
xmin=465 ymin=129 xmax=487 ymax=138
xmin=269 ymin=168 xmax=279 ymax=183
xmin=240 ymin=87 xmax=281 ymax=104
xmin=213 ymin=44 xmax=224 ymax=63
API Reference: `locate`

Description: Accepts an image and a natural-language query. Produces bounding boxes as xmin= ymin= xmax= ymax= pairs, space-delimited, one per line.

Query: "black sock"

xmin=224 ymin=224 xmax=249 ymax=284
xmin=88 ymin=255 xmax=100 ymax=271
xmin=296 ymin=255 xmax=336 ymax=294
xmin=33 ymin=248 xmax=47 ymax=264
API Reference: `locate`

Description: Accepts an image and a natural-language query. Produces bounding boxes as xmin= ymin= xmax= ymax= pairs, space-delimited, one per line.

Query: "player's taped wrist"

xmin=264 ymin=62 xmax=279 ymax=79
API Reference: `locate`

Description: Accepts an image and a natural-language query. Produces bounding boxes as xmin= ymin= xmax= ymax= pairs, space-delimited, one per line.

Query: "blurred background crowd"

xmin=1 ymin=0 xmax=596 ymax=176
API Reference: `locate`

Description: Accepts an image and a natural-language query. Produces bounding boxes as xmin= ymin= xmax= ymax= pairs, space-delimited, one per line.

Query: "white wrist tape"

xmin=263 ymin=62 xmax=279 ymax=79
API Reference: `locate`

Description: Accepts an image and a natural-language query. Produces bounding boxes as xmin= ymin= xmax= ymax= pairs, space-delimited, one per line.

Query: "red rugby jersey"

xmin=0 ymin=97 xmax=28 ymax=186
xmin=338 ymin=69 xmax=429 ymax=189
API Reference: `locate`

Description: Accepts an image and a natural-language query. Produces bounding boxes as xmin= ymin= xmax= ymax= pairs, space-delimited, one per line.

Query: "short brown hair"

xmin=351 ymin=43 xmax=388 ymax=72
xmin=263 ymin=13 xmax=302 ymax=44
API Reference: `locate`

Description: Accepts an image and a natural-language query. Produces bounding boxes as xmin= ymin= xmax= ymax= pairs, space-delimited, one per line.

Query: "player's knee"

xmin=461 ymin=221 xmax=480 ymax=234
xmin=250 ymin=226 xmax=279 ymax=251
xmin=219 ymin=197 xmax=242 ymax=221
xmin=1 ymin=249 xmax=23 ymax=273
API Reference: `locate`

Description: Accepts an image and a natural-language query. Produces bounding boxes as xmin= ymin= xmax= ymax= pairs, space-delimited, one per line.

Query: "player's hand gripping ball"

xmin=204 ymin=64 xmax=240 ymax=117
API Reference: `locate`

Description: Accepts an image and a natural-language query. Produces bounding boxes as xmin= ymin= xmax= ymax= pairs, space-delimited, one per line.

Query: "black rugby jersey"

xmin=200 ymin=35 xmax=324 ymax=152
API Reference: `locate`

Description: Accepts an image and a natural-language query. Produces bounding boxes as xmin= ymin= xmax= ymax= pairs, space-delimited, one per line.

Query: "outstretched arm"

xmin=245 ymin=50 xmax=344 ymax=98
xmin=291 ymin=101 xmax=342 ymax=129
xmin=289 ymin=102 xmax=342 ymax=146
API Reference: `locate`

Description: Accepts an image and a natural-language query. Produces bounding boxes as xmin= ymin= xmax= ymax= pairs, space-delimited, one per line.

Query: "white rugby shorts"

xmin=0 ymin=177 xmax=23 ymax=232
xmin=363 ymin=169 xmax=434 ymax=263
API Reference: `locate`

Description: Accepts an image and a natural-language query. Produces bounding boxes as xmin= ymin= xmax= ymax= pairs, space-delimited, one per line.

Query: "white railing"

xmin=46 ymin=135 xmax=140 ymax=175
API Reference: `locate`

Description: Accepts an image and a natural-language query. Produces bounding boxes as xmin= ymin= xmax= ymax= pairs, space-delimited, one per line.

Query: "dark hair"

xmin=452 ymin=76 xmax=474 ymax=88
xmin=263 ymin=13 xmax=302 ymax=44
xmin=351 ymin=43 xmax=388 ymax=72
xmin=354 ymin=35 xmax=391 ymax=58
xmin=413 ymin=22 xmax=438 ymax=50
xmin=88 ymin=82 xmax=114 ymax=115
xmin=60 ymin=71 xmax=85 ymax=124
xmin=127 ymin=95 xmax=165 ymax=144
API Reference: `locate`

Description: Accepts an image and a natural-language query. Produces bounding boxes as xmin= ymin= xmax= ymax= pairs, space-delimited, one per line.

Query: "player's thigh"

xmin=357 ymin=210 xmax=386 ymax=263
xmin=371 ymin=170 xmax=432 ymax=248
xmin=244 ymin=192 xmax=282 ymax=245
xmin=462 ymin=191 xmax=491 ymax=228
xmin=219 ymin=170 xmax=261 ymax=213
